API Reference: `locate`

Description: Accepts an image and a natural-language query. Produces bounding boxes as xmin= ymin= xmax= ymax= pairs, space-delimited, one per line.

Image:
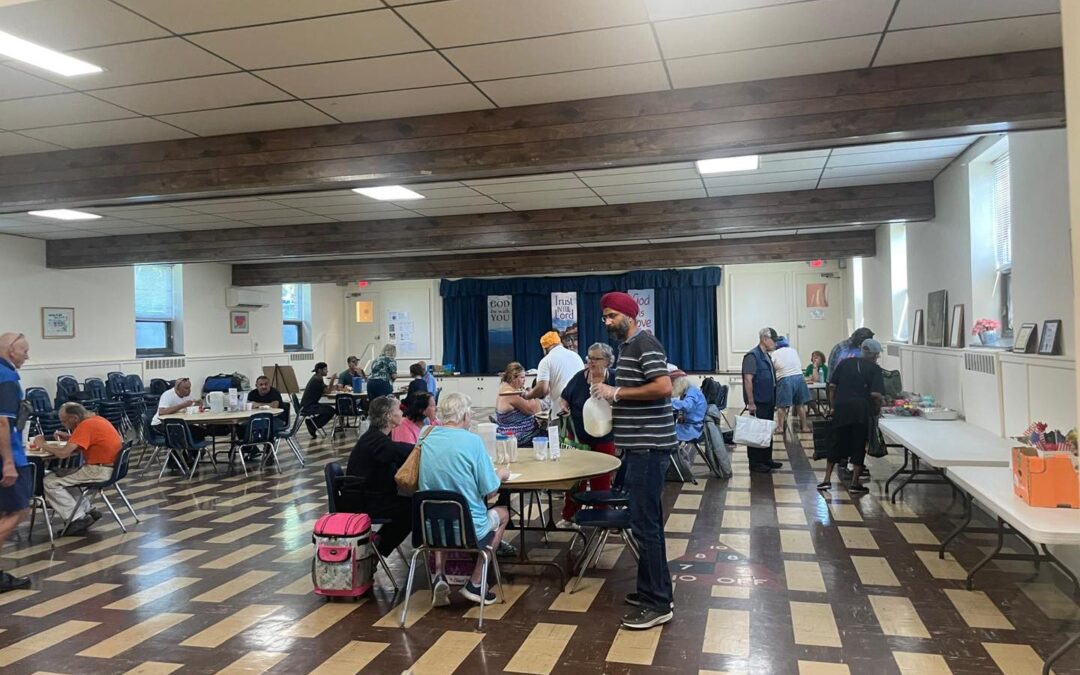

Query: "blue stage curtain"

xmin=440 ymin=268 xmax=720 ymax=373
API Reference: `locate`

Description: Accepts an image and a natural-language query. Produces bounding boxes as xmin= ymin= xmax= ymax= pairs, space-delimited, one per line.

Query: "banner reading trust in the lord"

xmin=628 ymin=288 xmax=655 ymax=333
xmin=551 ymin=292 xmax=578 ymax=351
xmin=487 ymin=295 xmax=513 ymax=372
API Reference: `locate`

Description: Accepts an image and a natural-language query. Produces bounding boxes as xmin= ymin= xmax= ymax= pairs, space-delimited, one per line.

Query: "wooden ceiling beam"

xmin=230 ymin=230 xmax=877 ymax=285
xmin=45 ymin=182 xmax=930 ymax=268
xmin=0 ymin=49 xmax=1062 ymax=211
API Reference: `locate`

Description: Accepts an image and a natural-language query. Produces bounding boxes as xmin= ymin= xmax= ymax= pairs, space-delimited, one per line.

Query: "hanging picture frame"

xmin=949 ymin=305 xmax=965 ymax=348
xmin=926 ymin=290 xmax=948 ymax=347
xmin=41 ymin=307 xmax=75 ymax=339
xmin=1038 ymin=320 xmax=1062 ymax=355
xmin=1013 ymin=323 xmax=1037 ymax=354
xmin=911 ymin=309 xmax=924 ymax=345
xmin=230 ymin=310 xmax=249 ymax=334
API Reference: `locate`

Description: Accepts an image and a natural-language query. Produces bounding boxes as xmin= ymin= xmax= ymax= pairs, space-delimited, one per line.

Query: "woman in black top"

xmin=818 ymin=339 xmax=885 ymax=495
xmin=340 ymin=395 xmax=415 ymax=556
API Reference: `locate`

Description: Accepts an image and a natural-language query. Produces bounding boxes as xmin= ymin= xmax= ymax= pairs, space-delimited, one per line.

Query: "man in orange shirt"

xmin=34 ymin=402 xmax=121 ymax=535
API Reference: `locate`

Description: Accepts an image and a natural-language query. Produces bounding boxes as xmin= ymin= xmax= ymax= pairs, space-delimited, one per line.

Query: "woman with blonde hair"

xmin=368 ymin=343 xmax=398 ymax=399
xmin=495 ymin=361 xmax=542 ymax=446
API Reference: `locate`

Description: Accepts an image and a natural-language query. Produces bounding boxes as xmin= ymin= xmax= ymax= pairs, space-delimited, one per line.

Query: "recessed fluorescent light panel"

xmin=27 ymin=209 xmax=101 ymax=221
xmin=696 ymin=155 xmax=759 ymax=174
xmin=0 ymin=30 xmax=102 ymax=76
xmin=352 ymin=186 xmax=425 ymax=201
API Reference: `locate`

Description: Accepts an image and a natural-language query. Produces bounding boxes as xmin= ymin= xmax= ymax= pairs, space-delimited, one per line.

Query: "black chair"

xmin=105 ymin=371 xmax=128 ymax=400
xmin=331 ymin=395 xmax=361 ymax=436
xmin=323 ymin=462 xmax=399 ymax=592
xmin=400 ymin=490 xmax=505 ymax=629
xmin=138 ymin=407 xmax=169 ymax=469
xmin=570 ymin=508 xmax=639 ymax=593
xmin=148 ymin=378 xmax=172 ymax=399
xmin=60 ymin=442 xmax=139 ymax=535
xmin=290 ymin=392 xmax=323 ymax=440
xmin=25 ymin=460 xmax=55 ymax=547
xmin=54 ymin=375 xmax=85 ymax=408
xmin=82 ymin=378 xmax=106 ymax=409
xmin=25 ymin=387 xmax=61 ymax=437
xmin=231 ymin=412 xmax=274 ymax=477
xmin=96 ymin=400 xmax=127 ymax=435
xmin=163 ymin=419 xmax=213 ymax=481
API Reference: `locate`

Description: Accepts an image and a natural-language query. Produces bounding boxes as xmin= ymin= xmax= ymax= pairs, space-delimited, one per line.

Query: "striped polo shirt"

xmin=612 ymin=330 xmax=677 ymax=450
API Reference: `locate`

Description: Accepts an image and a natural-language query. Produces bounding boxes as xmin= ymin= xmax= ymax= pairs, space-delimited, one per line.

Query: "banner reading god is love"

xmin=628 ymin=288 xmax=655 ymax=333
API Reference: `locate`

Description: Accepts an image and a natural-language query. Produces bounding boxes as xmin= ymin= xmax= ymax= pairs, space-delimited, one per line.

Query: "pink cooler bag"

xmin=312 ymin=513 xmax=375 ymax=598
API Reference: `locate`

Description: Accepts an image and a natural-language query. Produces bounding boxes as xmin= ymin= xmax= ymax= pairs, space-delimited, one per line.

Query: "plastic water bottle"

xmin=549 ymin=443 xmax=560 ymax=462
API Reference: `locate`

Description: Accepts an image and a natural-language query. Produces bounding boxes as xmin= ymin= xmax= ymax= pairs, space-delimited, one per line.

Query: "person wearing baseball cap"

xmin=742 ymin=327 xmax=781 ymax=473
xmin=299 ymin=361 xmax=336 ymax=438
xmin=590 ymin=291 xmax=677 ymax=630
xmin=818 ymin=338 xmax=885 ymax=495
xmin=522 ymin=329 xmax=583 ymax=412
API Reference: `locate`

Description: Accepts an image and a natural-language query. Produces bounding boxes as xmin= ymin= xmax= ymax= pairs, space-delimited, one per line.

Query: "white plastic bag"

xmin=733 ymin=414 xmax=775 ymax=448
xmin=583 ymin=396 xmax=613 ymax=437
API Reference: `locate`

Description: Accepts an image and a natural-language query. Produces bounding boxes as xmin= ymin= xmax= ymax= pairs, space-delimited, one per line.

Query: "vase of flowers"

xmin=972 ymin=318 xmax=1001 ymax=345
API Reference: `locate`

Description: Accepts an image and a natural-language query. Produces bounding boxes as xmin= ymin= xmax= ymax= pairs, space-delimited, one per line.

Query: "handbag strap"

xmin=412 ymin=425 xmax=435 ymax=454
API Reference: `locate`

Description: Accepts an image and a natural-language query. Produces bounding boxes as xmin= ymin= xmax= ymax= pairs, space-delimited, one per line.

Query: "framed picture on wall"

xmin=926 ymin=290 xmax=948 ymax=347
xmin=911 ymin=309 xmax=924 ymax=345
xmin=949 ymin=305 xmax=964 ymax=348
xmin=41 ymin=307 xmax=74 ymax=339
xmin=1038 ymin=320 xmax=1062 ymax=355
xmin=1013 ymin=323 xmax=1037 ymax=354
xmin=230 ymin=310 xmax=249 ymax=334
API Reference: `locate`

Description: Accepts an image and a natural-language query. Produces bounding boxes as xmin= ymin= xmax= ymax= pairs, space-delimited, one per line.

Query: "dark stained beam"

xmin=45 ymin=182 xmax=929 ymax=268
xmin=1 ymin=49 xmax=1063 ymax=211
xmin=230 ymin=230 xmax=876 ymax=285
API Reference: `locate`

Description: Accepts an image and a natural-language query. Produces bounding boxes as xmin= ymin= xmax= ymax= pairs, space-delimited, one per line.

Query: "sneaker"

xmin=0 ymin=571 xmax=30 ymax=593
xmin=87 ymin=508 xmax=102 ymax=522
xmin=460 ymin=581 xmax=497 ymax=605
xmin=432 ymin=575 xmax=451 ymax=607
xmin=625 ymin=592 xmax=674 ymax=609
xmin=496 ymin=540 xmax=518 ymax=557
xmin=554 ymin=519 xmax=581 ymax=531
xmin=768 ymin=461 xmax=783 ymax=469
xmin=64 ymin=515 xmax=93 ymax=536
xmin=816 ymin=481 xmax=831 ymax=491
xmin=848 ymin=483 xmax=869 ymax=495
xmin=622 ymin=606 xmax=673 ymax=629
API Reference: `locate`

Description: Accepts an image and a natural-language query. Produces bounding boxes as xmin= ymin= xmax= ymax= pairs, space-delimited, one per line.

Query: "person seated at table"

xmin=339 ymin=356 xmax=366 ymax=391
xmin=367 ymin=344 xmax=397 ymax=399
xmin=419 ymin=361 xmax=438 ymax=401
xmin=405 ymin=362 xmax=428 ymax=402
xmin=495 ymin=362 xmax=542 ymax=447
xmin=818 ymin=339 xmax=885 ymax=495
xmin=341 ymin=395 xmax=415 ymax=560
xmin=670 ymin=368 xmax=707 ymax=442
xmin=804 ymin=350 xmax=828 ymax=383
xmin=300 ymin=362 xmax=336 ymax=438
xmin=34 ymin=402 xmax=121 ymax=535
xmin=419 ymin=393 xmax=510 ymax=607
xmin=772 ymin=337 xmax=811 ymax=434
xmin=242 ymin=375 xmax=286 ymax=438
xmin=150 ymin=378 xmax=206 ymax=442
xmin=556 ymin=342 xmax=617 ymax=529
xmin=392 ymin=392 xmax=436 ymax=445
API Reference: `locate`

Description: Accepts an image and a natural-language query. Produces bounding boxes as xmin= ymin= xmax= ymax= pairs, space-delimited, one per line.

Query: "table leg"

xmin=884 ymin=448 xmax=910 ymax=499
xmin=1040 ymin=544 xmax=1080 ymax=595
xmin=966 ymin=517 xmax=1005 ymax=591
xmin=939 ymin=491 xmax=972 ymax=559
xmin=1043 ymin=631 xmax=1079 ymax=675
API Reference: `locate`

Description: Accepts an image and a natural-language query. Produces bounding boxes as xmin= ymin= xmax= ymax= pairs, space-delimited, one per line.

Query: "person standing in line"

xmin=742 ymin=327 xmax=782 ymax=473
xmin=591 ymin=292 xmax=676 ymax=630
xmin=818 ymin=339 xmax=885 ymax=495
xmin=0 ymin=332 xmax=32 ymax=592
xmin=523 ymin=330 xmax=584 ymax=411
xmin=367 ymin=344 xmax=398 ymax=399
xmin=771 ymin=337 xmax=812 ymax=435
xmin=827 ymin=327 xmax=875 ymax=375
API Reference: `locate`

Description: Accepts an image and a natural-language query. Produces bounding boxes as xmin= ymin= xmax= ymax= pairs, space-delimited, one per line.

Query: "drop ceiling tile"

xmin=703 ymin=168 xmax=823 ymax=188
xmin=0 ymin=93 xmax=134 ymax=130
xmin=310 ymin=84 xmax=492 ymax=123
xmin=255 ymin=52 xmax=464 ymax=100
xmin=114 ymin=0 xmax=382 ymax=33
xmin=470 ymin=177 xmax=587 ymax=195
xmin=826 ymin=146 xmax=961 ymax=167
xmin=21 ymin=117 xmax=194 ymax=148
xmin=466 ymin=173 xmax=577 ymax=186
xmin=34 ymin=230 xmax=104 ymax=239
xmin=579 ymin=162 xmax=695 ymax=177
xmin=264 ymin=189 xmax=357 ymax=201
xmin=215 ymin=208 xmax=312 ymax=221
xmin=817 ymin=172 xmax=935 ymax=188
xmin=157 ymin=101 xmax=337 ymax=136
xmin=604 ymin=188 xmax=707 ymax=204
xmin=667 ymin=34 xmax=878 ymax=88
xmin=445 ymin=24 xmax=660 ymax=81
xmin=765 ymin=149 xmax=833 ymax=160
xmin=758 ymin=156 xmax=830 ymax=173
xmin=579 ymin=167 xmax=701 ymax=187
xmin=0 ymin=65 xmax=68 ymax=101
xmin=394 ymin=195 xmax=496 ymax=209
xmin=91 ymin=206 xmax=195 ymax=217
xmin=412 ymin=204 xmax=511 ymax=217
xmin=505 ymin=196 xmax=607 ymax=210
xmin=645 ymin=0 xmax=799 ymax=21
xmin=0 ymin=132 xmax=63 ymax=155
xmin=235 ymin=215 xmax=337 ymax=226
xmin=286 ymin=201 xmax=406 ymax=214
xmin=706 ymin=179 xmax=819 ymax=196
xmin=172 ymin=221 xmax=262 ymax=230
xmin=188 ymin=10 xmax=428 ymax=70
xmin=401 ymin=186 xmax=484 ymax=199
xmin=333 ymin=210 xmax=419 ymax=221
xmin=184 ymin=200 xmax=275 ymax=214
xmin=493 ymin=188 xmax=597 ymax=203
xmin=479 ymin=62 xmax=669 ymax=107
xmin=85 ymin=224 xmax=179 ymax=235
xmin=398 ymin=0 xmax=650 ymax=48
xmin=832 ymin=136 xmax=978 ymax=155
xmin=874 ymin=14 xmax=1062 ymax=66
xmin=654 ymin=0 xmax=894 ymax=59
xmin=592 ymin=178 xmax=704 ymax=197
xmin=92 ymin=73 xmax=287 ymax=116
xmin=889 ymin=0 xmax=1059 ymax=30
xmin=823 ymin=159 xmax=946 ymax=177
xmin=135 ymin=214 xmax=232 ymax=226
xmin=0 ymin=0 xmax=167 ymax=51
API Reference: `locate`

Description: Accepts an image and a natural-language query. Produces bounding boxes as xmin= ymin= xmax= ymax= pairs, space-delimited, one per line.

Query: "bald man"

xmin=0 ymin=332 xmax=32 ymax=592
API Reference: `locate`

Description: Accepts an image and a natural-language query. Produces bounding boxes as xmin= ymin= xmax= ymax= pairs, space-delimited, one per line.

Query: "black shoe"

xmin=496 ymin=541 xmax=518 ymax=557
xmin=848 ymin=483 xmax=869 ymax=495
xmin=0 ymin=571 xmax=30 ymax=593
xmin=816 ymin=481 xmax=831 ymax=491
xmin=768 ymin=461 xmax=783 ymax=469
xmin=305 ymin=419 xmax=318 ymax=438
xmin=749 ymin=464 xmax=772 ymax=474
xmin=622 ymin=606 xmax=673 ymax=629
xmin=64 ymin=515 xmax=93 ymax=536
xmin=88 ymin=508 xmax=102 ymax=522
xmin=626 ymin=592 xmax=674 ymax=609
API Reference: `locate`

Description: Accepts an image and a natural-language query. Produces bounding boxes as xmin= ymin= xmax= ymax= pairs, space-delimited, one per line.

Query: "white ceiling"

xmin=0 ymin=135 xmax=974 ymax=239
xmin=0 ymin=0 xmax=1060 ymax=154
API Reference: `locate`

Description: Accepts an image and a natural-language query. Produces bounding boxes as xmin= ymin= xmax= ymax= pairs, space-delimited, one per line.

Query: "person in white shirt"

xmin=771 ymin=338 xmax=811 ymax=434
xmin=150 ymin=378 xmax=206 ymax=441
xmin=523 ymin=330 xmax=584 ymax=411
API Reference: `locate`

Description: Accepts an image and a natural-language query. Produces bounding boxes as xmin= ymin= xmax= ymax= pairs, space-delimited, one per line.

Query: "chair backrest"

xmin=143 ymin=408 xmax=164 ymax=444
xmin=25 ymin=387 xmax=52 ymax=413
xmin=163 ymin=419 xmax=197 ymax=450
xmin=334 ymin=395 xmax=358 ymax=416
xmin=149 ymin=378 xmax=172 ymax=396
xmin=125 ymin=374 xmax=146 ymax=394
xmin=411 ymin=490 xmax=479 ymax=549
xmin=324 ymin=461 xmax=343 ymax=513
xmin=244 ymin=412 xmax=274 ymax=443
xmin=55 ymin=375 xmax=81 ymax=406
xmin=290 ymin=393 xmax=303 ymax=414
xmin=106 ymin=372 xmax=128 ymax=398
xmin=701 ymin=377 xmax=728 ymax=410
xmin=113 ymin=441 xmax=134 ymax=482
xmin=96 ymin=400 xmax=126 ymax=431
xmin=84 ymin=378 xmax=106 ymax=401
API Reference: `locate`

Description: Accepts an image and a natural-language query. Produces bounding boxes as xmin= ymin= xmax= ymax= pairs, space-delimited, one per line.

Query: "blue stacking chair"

xmin=163 ymin=419 xmax=213 ymax=481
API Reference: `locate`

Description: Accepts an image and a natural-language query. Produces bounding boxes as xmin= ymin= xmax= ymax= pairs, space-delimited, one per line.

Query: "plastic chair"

xmin=230 ymin=412 xmax=274 ymax=477
xmin=96 ymin=400 xmax=127 ymax=435
xmin=399 ymin=490 xmax=505 ymax=629
xmin=331 ymin=395 xmax=361 ymax=436
xmin=163 ymin=419 xmax=214 ymax=481
xmin=272 ymin=398 xmax=306 ymax=467
xmin=291 ymin=392 xmax=324 ymax=440
xmin=570 ymin=508 xmax=639 ymax=593
xmin=324 ymin=462 xmax=400 ymax=592
xmin=26 ymin=460 xmax=55 ymax=547
xmin=82 ymin=378 xmax=106 ymax=407
xmin=60 ymin=442 xmax=139 ymax=535
xmin=138 ymin=407 xmax=170 ymax=469
xmin=105 ymin=372 xmax=128 ymax=400
xmin=54 ymin=375 xmax=84 ymax=408
xmin=25 ymin=388 xmax=61 ymax=437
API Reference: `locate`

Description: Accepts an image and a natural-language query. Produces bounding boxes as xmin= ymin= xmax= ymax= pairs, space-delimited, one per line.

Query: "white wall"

xmin=181 ymin=262 xmax=282 ymax=357
xmin=862 ymin=226 xmax=892 ymax=340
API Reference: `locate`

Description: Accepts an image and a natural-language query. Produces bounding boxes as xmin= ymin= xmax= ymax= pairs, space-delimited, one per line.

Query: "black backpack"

xmin=701 ymin=377 xmax=728 ymax=409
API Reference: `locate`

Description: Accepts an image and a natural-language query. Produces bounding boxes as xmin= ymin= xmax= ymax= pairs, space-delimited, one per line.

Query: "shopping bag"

xmin=866 ymin=417 xmax=887 ymax=458
xmin=733 ymin=414 xmax=775 ymax=448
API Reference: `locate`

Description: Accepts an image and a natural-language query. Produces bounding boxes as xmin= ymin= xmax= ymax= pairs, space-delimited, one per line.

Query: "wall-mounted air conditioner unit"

xmin=226 ymin=287 xmax=269 ymax=308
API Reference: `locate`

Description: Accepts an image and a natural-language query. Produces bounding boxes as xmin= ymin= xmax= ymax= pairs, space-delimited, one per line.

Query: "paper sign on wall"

xmin=628 ymin=288 xmax=655 ymax=333
xmin=806 ymin=283 xmax=828 ymax=308
xmin=487 ymin=295 xmax=513 ymax=372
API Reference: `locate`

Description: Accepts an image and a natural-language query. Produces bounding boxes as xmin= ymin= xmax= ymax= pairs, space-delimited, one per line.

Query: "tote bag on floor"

xmin=733 ymin=414 xmax=775 ymax=448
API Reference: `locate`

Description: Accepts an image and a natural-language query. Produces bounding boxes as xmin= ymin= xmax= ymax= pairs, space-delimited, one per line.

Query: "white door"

xmin=345 ymin=292 xmax=382 ymax=370
xmin=726 ymin=268 xmax=792 ymax=368
xmin=795 ymin=272 xmax=843 ymax=357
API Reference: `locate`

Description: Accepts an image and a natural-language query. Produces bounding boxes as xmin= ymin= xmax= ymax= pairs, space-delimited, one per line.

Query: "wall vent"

xmin=290 ymin=352 xmax=315 ymax=362
xmin=144 ymin=357 xmax=185 ymax=370
xmin=964 ymin=352 xmax=995 ymax=375
xmin=886 ymin=344 xmax=900 ymax=357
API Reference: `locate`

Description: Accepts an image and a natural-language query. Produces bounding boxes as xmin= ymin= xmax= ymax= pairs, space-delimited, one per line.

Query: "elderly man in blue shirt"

xmin=669 ymin=368 xmax=706 ymax=442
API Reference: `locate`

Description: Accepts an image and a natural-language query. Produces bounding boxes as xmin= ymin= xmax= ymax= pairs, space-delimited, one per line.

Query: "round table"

xmin=159 ymin=408 xmax=283 ymax=424
xmin=503 ymin=449 xmax=621 ymax=490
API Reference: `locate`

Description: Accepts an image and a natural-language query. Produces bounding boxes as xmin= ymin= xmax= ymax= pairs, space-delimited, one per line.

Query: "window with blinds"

xmin=135 ymin=264 xmax=177 ymax=355
xmin=992 ymin=152 xmax=1011 ymax=271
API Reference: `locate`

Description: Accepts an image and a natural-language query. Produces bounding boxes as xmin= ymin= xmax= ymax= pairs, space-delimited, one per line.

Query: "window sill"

xmin=137 ymin=352 xmax=184 ymax=358
xmin=283 ymin=347 xmax=311 ymax=353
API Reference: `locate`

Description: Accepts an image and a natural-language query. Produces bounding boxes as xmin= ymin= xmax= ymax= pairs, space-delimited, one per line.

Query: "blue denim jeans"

xmin=624 ymin=448 xmax=674 ymax=611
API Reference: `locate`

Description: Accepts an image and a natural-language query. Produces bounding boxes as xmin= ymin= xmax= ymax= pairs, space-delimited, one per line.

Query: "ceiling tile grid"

xmin=0 ymin=0 xmax=1060 ymax=152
